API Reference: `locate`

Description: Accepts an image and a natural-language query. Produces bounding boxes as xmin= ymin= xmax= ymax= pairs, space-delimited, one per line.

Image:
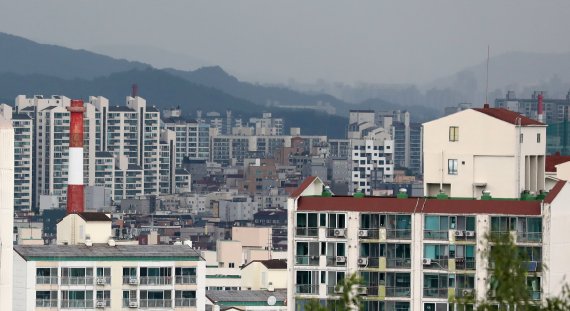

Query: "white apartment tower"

xmin=0 ymin=117 xmax=14 ymax=311
xmin=423 ymin=107 xmax=547 ymax=198
xmin=162 ymin=110 xmax=211 ymax=165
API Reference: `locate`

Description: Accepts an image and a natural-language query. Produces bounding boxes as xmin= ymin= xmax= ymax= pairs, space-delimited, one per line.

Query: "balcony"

xmin=36 ymin=299 xmax=58 ymax=308
xmin=455 ymin=258 xmax=476 ymax=270
xmin=385 ymin=286 xmax=411 ymax=297
xmin=296 ymin=284 xmax=319 ymax=295
xmin=358 ymin=228 xmax=380 ymax=239
xmin=326 ymin=256 xmax=347 ymax=267
xmin=175 ymin=298 xmax=197 ymax=307
xmin=387 ymin=258 xmax=411 ymax=269
xmin=61 ymin=300 xmax=94 ymax=309
xmin=517 ymin=232 xmax=542 ymax=243
xmin=175 ymin=275 xmax=197 ymax=285
xmin=423 ymin=287 xmax=448 ymax=298
xmin=455 ymin=288 xmax=476 ymax=299
xmin=295 ymin=227 xmax=318 ymax=238
xmin=386 ymin=229 xmax=411 ymax=240
xmin=122 ymin=276 xmax=139 ymax=285
xmin=424 ymin=230 xmax=449 ymax=240
xmin=295 ymin=255 xmax=319 ymax=266
xmin=423 ymin=258 xmax=448 ymax=270
xmin=140 ymin=299 xmax=173 ymax=308
xmin=139 ymin=276 xmax=172 ymax=285
xmin=95 ymin=277 xmax=111 ymax=285
xmin=36 ymin=276 xmax=58 ymax=285
xmin=61 ymin=277 xmax=94 ymax=286
xmin=326 ymin=228 xmax=347 ymax=238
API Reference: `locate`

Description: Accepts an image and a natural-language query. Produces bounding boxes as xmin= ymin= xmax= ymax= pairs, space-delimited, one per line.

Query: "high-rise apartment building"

xmin=0 ymin=118 xmax=14 ymax=311
xmin=0 ymin=104 xmax=34 ymax=211
xmin=287 ymin=176 xmax=570 ymax=311
xmin=162 ymin=109 xmax=210 ymax=165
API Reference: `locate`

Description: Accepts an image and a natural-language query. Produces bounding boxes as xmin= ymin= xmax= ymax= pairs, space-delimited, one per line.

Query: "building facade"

xmin=286 ymin=176 xmax=570 ymax=311
xmin=0 ymin=118 xmax=14 ymax=311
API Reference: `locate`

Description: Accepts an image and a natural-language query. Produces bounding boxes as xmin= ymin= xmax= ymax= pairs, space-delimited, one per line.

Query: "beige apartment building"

xmin=423 ymin=107 xmax=547 ymax=199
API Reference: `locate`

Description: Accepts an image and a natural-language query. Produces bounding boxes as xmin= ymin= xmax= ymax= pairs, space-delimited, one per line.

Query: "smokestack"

xmin=538 ymin=93 xmax=544 ymax=123
xmin=131 ymin=84 xmax=138 ymax=98
xmin=66 ymin=100 xmax=85 ymax=214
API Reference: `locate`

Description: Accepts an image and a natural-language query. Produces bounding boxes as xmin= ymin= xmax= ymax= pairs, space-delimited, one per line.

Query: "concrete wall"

xmin=232 ymin=227 xmax=272 ymax=249
xmin=0 ymin=121 xmax=13 ymax=311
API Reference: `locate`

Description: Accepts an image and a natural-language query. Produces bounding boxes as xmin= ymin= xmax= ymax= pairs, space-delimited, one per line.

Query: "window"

xmin=537 ymin=133 xmax=541 ymax=143
xmin=96 ymin=291 xmax=111 ymax=307
xmin=520 ymin=133 xmax=524 ymax=143
xmin=175 ymin=291 xmax=196 ymax=307
xmin=448 ymin=159 xmax=458 ymax=175
xmin=449 ymin=126 xmax=459 ymax=141
xmin=229 ymin=263 xmax=235 ymax=268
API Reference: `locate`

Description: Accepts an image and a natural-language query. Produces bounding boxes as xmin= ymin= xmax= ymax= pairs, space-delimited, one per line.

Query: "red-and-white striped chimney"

xmin=66 ymin=99 xmax=86 ymax=214
xmin=538 ymin=93 xmax=544 ymax=123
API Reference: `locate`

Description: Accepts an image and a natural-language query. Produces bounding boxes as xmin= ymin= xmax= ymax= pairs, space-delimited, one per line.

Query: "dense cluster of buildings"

xmin=2 ymin=91 xmax=569 ymax=310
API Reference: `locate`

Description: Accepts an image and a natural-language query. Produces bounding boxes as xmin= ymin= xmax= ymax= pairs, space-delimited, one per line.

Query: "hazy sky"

xmin=1 ymin=0 xmax=570 ymax=84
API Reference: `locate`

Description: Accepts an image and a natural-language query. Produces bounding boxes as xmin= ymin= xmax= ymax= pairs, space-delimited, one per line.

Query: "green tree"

xmin=304 ymin=273 xmax=363 ymax=311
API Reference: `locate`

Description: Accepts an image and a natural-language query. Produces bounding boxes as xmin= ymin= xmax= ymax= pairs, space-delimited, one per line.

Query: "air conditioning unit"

xmin=358 ymin=230 xmax=369 ymax=238
xmin=358 ymin=257 xmax=369 ymax=266
xmin=95 ymin=301 xmax=106 ymax=308
xmin=96 ymin=278 xmax=106 ymax=285
xmin=455 ymin=230 xmax=464 ymax=237
xmin=462 ymin=289 xmax=474 ymax=296
xmin=465 ymin=231 xmax=476 ymax=237
xmin=129 ymin=301 xmax=138 ymax=308
xmin=422 ymin=258 xmax=432 ymax=265
xmin=336 ymin=256 xmax=346 ymax=263
xmin=334 ymin=229 xmax=346 ymax=237
xmin=357 ymin=287 xmax=368 ymax=295
xmin=128 ymin=278 xmax=138 ymax=285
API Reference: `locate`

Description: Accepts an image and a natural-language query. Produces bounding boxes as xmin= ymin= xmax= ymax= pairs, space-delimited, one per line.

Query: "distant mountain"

xmin=0 ymin=32 xmax=149 ymax=79
xmin=429 ymin=51 xmax=570 ymax=104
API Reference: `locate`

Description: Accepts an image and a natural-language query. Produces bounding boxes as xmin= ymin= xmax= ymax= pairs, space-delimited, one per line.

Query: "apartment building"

xmin=13 ymin=95 xmax=185 ymax=207
xmin=0 ymin=104 xmax=34 ymax=211
xmin=350 ymin=138 xmax=395 ymax=195
xmin=286 ymin=176 xmax=570 ymax=311
xmin=211 ymin=134 xmax=326 ymax=166
xmin=0 ymin=118 xmax=14 ymax=311
xmin=423 ymin=106 xmax=547 ymax=199
xmin=13 ymin=244 xmax=206 ymax=311
xmin=162 ymin=110 xmax=210 ymax=165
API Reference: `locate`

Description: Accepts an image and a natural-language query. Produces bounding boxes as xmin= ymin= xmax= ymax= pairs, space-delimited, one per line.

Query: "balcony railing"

xmin=517 ymin=232 xmax=542 ymax=243
xmin=423 ymin=287 xmax=448 ymax=298
xmin=36 ymin=299 xmax=58 ymax=308
xmin=295 ymin=227 xmax=318 ymax=237
xmin=385 ymin=286 xmax=411 ymax=297
xmin=295 ymin=255 xmax=319 ymax=266
xmin=175 ymin=298 xmax=197 ymax=307
xmin=36 ymin=276 xmax=58 ymax=285
xmin=61 ymin=300 xmax=94 ymax=309
xmin=359 ymin=228 xmax=380 ymax=239
xmin=122 ymin=299 xmax=138 ymax=308
xmin=326 ymin=228 xmax=348 ymax=238
xmin=140 ymin=299 xmax=173 ymax=308
xmin=122 ymin=276 xmax=138 ymax=284
xmin=455 ymin=288 xmax=476 ymax=298
xmin=139 ymin=276 xmax=172 ymax=285
xmin=326 ymin=256 xmax=347 ymax=267
xmin=175 ymin=275 xmax=197 ymax=284
xmin=424 ymin=258 xmax=449 ymax=270
xmin=95 ymin=276 xmax=111 ymax=285
xmin=296 ymin=284 xmax=319 ymax=295
xmin=358 ymin=257 xmax=380 ymax=268
xmin=387 ymin=258 xmax=411 ymax=269
xmin=61 ymin=277 xmax=94 ymax=286
xmin=386 ymin=229 xmax=411 ymax=240
xmin=424 ymin=230 xmax=449 ymax=240
xmin=455 ymin=258 xmax=476 ymax=270
xmin=529 ymin=290 xmax=541 ymax=301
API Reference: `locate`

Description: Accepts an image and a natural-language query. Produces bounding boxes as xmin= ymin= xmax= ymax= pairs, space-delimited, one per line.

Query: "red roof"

xmin=545 ymin=154 xmax=570 ymax=172
xmin=472 ymin=108 xmax=544 ymax=126
xmin=545 ymin=180 xmax=566 ymax=204
xmin=289 ymin=176 xmax=318 ymax=198
xmin=297 ymin=196 xmax=542 ymax=215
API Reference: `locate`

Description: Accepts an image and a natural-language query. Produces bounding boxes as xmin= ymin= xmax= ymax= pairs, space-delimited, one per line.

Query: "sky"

xmin=1 ymin=0 xmax=570 ymax=85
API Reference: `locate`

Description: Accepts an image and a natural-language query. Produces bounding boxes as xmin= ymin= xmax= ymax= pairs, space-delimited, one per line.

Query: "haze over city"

xmin=2 ymin=0 xmax=570 ymax=85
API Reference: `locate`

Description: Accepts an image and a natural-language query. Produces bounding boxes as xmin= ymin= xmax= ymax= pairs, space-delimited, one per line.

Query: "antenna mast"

xmin=485 ymin=45 xmax=490 ymax=107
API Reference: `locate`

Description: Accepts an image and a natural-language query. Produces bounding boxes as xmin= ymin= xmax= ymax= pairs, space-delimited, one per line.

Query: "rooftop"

xmin=242 ymin=259 xmax=287 ymax=270
xmin=546 ymin=153 xmax=570 ymax=172
xmin=206 ymin=289 xmax=286 ymax=304
xmin=14 ymin=244 xmax=202 ymax=261
xmin=472 ymin=107 xmax=544 ymax=126
xmin=77 ymin=212 xmax=111 ymax=222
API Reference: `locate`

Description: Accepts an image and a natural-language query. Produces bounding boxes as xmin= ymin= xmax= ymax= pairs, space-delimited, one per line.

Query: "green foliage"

xmin=304 ymin=273 xmax=363 ymax=311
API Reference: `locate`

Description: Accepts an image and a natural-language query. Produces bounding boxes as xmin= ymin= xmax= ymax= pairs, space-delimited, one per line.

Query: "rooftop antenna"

xmin=485 ymin=45 xmax=490 ymax=108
